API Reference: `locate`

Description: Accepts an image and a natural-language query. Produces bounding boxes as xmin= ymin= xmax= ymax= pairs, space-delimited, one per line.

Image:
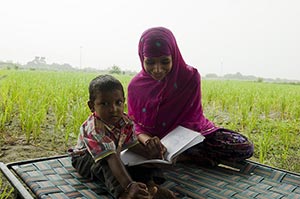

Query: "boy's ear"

xmin=87 ymin=101 xmax=94 ymax=112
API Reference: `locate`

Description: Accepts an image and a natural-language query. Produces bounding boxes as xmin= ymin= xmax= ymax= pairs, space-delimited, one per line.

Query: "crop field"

xmin=0 ymin=69 xmax=299 ymax=197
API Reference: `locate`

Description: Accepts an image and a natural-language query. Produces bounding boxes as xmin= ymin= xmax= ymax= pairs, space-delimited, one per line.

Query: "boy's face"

xmin=89 ymin=89 xmax=124 ymax=126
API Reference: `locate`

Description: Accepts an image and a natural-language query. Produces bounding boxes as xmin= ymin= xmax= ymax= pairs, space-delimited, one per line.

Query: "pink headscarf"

xmin=128 ymin=27 xmax=218 ymax=139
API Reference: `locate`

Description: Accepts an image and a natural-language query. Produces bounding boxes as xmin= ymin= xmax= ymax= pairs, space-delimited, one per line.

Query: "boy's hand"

xmin=145 ymin=136 xmax=167 ymax=159
xmin=127 ymin=182 xmax=149 ymax=199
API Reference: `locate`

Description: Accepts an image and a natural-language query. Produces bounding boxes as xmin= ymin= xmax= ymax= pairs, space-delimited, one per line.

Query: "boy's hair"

xmin=88 ymin=74 xmax=124 ymax=102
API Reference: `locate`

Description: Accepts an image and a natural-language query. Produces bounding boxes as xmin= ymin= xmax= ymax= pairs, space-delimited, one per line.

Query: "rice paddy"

xmin=0 ymin=69 xmax=299 ymax=172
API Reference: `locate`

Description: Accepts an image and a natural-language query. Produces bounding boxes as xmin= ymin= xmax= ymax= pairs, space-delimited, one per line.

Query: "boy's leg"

xmin=72 ymin=152 xmax=120 ymax=197
xmin=71 ymin=151 xmax=95 ymax=179
xmin=127 ymin=165 xmax=177 ymax=199
xmin=126 ymin=165 xmax=166 ymax=185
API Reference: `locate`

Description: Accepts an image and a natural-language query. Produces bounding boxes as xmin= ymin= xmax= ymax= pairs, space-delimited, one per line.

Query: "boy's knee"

xmin=71 ymin=152 xmax=94 ymax=178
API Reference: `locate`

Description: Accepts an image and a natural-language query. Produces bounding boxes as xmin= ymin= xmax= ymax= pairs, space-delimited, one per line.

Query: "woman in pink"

xmin=127 ymin=27 xmax=253 ymax=165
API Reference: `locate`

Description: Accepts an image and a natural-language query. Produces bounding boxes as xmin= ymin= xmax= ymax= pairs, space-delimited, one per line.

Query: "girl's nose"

xmin=153 ymin=64 xmax=162 ymax=73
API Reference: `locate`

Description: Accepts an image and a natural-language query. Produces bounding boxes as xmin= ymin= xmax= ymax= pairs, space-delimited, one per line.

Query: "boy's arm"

xmin=106 ymin=153 xmax=132 ymax=188
xmin=105 ymin=153 xmax=149 ymax=198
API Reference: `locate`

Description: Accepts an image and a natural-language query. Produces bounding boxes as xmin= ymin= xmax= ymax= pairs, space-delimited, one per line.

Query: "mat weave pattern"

xmin=11 ymin=157 xmax=112 ymax=199
xmin=5 ymin=156 xmax=300 ymax=198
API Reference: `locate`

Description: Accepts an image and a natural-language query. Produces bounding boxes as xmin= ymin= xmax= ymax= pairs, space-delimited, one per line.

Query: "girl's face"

xmin=89 ymin=89 xmax=124 ymax=126
xmin=143 ymin=55 xmax=172 ymax=81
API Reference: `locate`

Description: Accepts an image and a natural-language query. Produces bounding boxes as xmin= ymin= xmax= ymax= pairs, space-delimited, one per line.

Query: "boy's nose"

xmin=110 ymin=104 xmax=117 ymax=112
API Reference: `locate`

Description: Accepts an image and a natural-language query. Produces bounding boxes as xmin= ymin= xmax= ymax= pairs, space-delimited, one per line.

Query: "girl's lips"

xmin=152 ymin=74 xmax=164 ymax=80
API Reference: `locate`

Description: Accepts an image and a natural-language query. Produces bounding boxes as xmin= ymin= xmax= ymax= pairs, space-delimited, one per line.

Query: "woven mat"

xmin=7 ymin=156 xmax=300 ymax=199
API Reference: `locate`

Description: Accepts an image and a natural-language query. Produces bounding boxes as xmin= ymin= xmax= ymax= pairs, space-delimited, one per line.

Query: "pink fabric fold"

xmin=128 ymin=27 xmax=219 ymax=139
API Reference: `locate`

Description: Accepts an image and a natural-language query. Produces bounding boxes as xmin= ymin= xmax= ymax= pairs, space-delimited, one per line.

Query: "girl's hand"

xmin=144 ymin=136 xmax=167 ymax=159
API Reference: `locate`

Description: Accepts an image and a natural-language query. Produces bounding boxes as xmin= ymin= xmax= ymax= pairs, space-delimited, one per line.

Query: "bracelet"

xmin=144 ymin=139 xmax=150 ymax=145
xmin=125 ymin=181 xmax=137 ymax=192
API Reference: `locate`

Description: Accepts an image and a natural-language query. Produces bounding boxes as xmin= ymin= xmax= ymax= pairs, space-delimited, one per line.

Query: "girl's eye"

xmin=145 ymin=60 xmax=155 ymax=65
xmin=161 ymin=57 xmax=171 ymax=64
xmin=161 ymin=60 xmax=170 ymax=65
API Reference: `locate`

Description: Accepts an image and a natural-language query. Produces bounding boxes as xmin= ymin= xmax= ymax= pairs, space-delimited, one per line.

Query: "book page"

xmin=161 ymin=126 xmax=205 ymax=161
xmin=120 ymin=149 xmax=171 ymax=166
xmin=120 ymin=126 xmax=205 ymax=166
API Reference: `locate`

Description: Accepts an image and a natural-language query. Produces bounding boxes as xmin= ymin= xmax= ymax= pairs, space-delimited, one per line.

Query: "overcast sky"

xmin=1 ymin=0 xmax=300 ymax=80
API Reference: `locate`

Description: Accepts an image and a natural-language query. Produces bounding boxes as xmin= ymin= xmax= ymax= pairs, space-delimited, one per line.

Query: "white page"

xmin=121 ymin=126 xmax=205 ymax=166
xmin=161 ymin=126 xmax=205 ymax=161
xmin=120 ymin=149 xmax=171 ymax=166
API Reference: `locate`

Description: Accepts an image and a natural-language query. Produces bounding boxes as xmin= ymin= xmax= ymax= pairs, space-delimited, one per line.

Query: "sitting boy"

xmin=70 ymin=74 xmax=176 ymax=199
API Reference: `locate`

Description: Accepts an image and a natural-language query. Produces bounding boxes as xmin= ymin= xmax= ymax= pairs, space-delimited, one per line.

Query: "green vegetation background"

xmin=1 ymin=69 xmax=300 ymax=197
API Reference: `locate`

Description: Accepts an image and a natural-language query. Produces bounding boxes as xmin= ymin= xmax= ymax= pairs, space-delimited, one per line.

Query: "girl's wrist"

xmin=138 ymin=133 xmax=152 ymax=145
xmin=144 ymin=139 xmax=151 ymax=146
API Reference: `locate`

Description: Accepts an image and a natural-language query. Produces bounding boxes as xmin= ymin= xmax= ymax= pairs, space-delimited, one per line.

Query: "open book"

xmin=120 ymin=126 xmax=205 ymax=166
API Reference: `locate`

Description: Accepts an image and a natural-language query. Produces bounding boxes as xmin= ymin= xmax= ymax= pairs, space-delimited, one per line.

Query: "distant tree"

xmin=1 ymin=63 xmax=17 ymax=70
xmin=224 ymin=72 xmax=243 ymax=79
xmin=26 ymin=56 xmax=47 ymax=66
xmin=109 ymin=65 xmax=122 ymax=74
xmin=205 ymin=73 xmax=218 ymax=78
xmin=14 ymin=64 xmax=19 ymax=70
xmin=40 ymin=57 xmax=46 ymax=64
xmin=257 ymin=77 xmax=264 ymax=82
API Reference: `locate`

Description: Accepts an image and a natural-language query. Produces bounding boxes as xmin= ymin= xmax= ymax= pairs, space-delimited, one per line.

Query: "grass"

xmin=0 ymin=69 xmax=299 ymax=173
xmin=202 ymin=80 xmax=300 ymax=171
xmin=0 ymin=176 xmax=13 ymax=199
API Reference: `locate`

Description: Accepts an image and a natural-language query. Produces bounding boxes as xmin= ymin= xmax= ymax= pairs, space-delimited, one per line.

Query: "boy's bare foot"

xmin=148 ymin=181 xmax=177 ymax=199
xmin=119 ymin=181 xmax=177 ymax=199
xmin=118 ymin=192 xmax=130 ymax=199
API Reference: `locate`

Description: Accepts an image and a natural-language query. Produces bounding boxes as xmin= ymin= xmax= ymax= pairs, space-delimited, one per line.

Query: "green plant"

xmin=0 ymin=177 xmax=13 ymax=199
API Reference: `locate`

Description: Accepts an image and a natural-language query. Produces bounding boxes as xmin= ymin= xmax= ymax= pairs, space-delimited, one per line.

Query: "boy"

xmin=71 ymin=75 xmax=176 ymax=199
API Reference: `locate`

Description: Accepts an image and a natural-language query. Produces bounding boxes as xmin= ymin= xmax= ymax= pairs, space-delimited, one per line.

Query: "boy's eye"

xmin=117 ymin=100 xmax=124 ymax=105
xmin=100 ymin=102 xmax=109 ymax=106
xmin=99 ymin=100 xmax=123 ymax=106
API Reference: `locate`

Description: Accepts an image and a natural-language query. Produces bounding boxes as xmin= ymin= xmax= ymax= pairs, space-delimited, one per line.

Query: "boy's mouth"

xmin=110 ymin=116 xmax=121 ymax=123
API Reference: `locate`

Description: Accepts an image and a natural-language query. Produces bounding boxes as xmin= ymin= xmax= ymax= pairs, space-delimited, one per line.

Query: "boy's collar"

xmin=93 ymin=112 xmax=113 ymax=129
xmin=93 ymin=112 xmax=101 ymax=120
xmin=93 ymin=112 xmax=127 ymax=130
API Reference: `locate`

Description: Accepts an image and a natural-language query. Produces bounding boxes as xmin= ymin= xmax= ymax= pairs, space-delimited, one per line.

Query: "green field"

xmin=1 ymin=69 xmax=300 ymax=173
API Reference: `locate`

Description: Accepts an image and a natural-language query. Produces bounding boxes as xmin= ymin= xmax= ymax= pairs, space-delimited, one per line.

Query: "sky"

xmin=1 ymin=0 xmax=300 ymax=80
